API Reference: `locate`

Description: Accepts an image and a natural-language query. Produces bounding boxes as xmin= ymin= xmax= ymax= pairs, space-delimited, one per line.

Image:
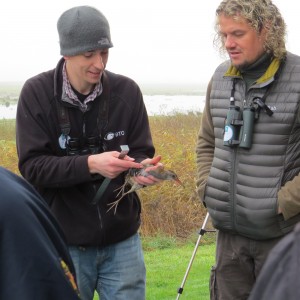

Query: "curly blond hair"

xmin=214 ymin=0 xmax=286 ymax=60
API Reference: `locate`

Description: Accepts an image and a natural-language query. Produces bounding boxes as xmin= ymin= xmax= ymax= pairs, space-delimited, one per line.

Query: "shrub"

xmin=140 ymin=113 xmax=207 ymax=239
xmin=0 ymin=113 xmax=208 ymax=240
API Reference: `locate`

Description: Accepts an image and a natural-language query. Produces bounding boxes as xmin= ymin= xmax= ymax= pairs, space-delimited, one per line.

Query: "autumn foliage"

xmin=0 ymin=114 xmax=207 ymax=239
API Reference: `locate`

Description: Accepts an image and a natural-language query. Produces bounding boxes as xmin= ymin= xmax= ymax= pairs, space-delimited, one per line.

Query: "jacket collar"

xmin=224 ymin=57 xmax=281 ymax=86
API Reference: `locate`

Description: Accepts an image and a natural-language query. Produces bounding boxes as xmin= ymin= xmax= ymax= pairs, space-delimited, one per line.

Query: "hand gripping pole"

xmin=176 ymin=212 xmax=211 ymax=299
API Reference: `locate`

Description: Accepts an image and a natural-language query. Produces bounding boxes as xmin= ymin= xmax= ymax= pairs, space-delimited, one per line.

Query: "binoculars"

xmin=67 ymin=136 xmax=104 ymax=156
xmin=223 ymin=104 xmax=255 ymax=149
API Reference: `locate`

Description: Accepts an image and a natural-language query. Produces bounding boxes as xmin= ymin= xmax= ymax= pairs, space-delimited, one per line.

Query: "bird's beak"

xmin=174 ymin=178 xmax=184 ymax=187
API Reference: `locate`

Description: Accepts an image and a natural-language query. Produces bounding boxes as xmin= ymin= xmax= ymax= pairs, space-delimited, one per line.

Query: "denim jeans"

xmin=69 ymin=233 xmax=146 ymax=300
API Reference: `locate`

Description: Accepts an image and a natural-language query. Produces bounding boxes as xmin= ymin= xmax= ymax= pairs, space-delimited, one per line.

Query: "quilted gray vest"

xmin=205 ymin=52 xmax=300 ymax=240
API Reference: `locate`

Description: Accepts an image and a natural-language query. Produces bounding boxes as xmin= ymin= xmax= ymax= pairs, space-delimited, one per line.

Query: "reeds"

xmin=0 ymin=113 xmax=207 ymax=240
xmin=140 ymin=112 xmax=206 ymax=239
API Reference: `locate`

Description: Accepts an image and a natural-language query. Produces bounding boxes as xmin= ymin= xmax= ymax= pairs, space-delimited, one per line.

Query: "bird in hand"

xmin=107 ymin=165 xmax=183 ymax=214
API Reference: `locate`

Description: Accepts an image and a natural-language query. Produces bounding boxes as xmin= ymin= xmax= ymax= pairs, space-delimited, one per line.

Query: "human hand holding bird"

xmin=107 ymin=156 xmax=183 ymax=214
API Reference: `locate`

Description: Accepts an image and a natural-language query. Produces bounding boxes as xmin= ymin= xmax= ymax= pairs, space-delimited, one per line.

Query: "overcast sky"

xmin=1 ymin=0 xmax=299 ymax=86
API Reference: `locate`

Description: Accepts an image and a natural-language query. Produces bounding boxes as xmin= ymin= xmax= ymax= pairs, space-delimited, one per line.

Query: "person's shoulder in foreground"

xmin=249 ymin=222 xmax=300 ymax=300
xmin=0 ymin=167 xmax=80 ymax=300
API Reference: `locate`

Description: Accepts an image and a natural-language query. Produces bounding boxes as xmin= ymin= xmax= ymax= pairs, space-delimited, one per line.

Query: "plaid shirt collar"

xmin=62 ymin=62 xmax=103 ymax=112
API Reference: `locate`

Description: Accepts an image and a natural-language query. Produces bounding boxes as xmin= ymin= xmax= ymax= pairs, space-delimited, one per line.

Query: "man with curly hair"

xmin=196 ymin=0 xmax=300 ymax=299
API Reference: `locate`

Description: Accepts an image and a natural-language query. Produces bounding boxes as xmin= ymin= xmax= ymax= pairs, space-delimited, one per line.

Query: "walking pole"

xmin=176 ymin=212 xmax=212 ymax=299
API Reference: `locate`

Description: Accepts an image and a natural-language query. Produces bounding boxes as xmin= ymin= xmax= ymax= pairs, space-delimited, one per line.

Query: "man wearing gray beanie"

xmin=16 ymin=5 xmax=162 ymax=300
xmin=57 ymin=6 xmax=113 ymax=56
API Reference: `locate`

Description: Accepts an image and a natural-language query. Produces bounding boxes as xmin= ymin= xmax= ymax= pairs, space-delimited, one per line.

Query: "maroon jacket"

xmin=16 ymin=58 xmax=155 ymax=246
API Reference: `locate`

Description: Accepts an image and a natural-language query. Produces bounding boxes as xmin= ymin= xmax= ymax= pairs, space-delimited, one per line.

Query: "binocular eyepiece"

xmin=223 ymin=104 xmax=255 ymax=149
xmin=67 ymin=136 xmax=104 ymax=156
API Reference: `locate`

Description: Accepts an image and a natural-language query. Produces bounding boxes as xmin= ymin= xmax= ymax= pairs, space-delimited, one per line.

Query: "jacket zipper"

xmin=231 ymin=147 xmax=237 ymax=232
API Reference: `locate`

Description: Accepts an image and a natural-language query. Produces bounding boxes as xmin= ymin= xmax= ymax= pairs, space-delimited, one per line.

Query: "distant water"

xmin=0 ymin=95 xmax=205 ymax=119
xmin=144 ymin=95 xmax=205 ymax=116
xmin=0 ymin=104 xmax=17 ymax=119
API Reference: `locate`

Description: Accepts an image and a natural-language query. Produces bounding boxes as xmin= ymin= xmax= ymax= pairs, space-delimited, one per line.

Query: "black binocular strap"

xmin=57 ymin=101 xmax=71 ymax=137
xmin=56 ymin=73 xmax=112 ymax=205
xmin=57 ymin=72 xmax=110 ymax=140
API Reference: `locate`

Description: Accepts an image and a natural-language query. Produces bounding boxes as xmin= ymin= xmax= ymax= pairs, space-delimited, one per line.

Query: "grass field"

xmin=144 ymin=241 xmax=215 ymax=299
xmin=92 ymin=235 xmax=216 ymax=300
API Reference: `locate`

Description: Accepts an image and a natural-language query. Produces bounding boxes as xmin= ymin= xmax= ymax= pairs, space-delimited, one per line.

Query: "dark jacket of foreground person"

xmin=16 ymin=58 xmax=154 ymax=246
xmin=0 ymin=167 xmax=80 ymax=300
xmin=249 ymin=222 xmax=300 ymax=300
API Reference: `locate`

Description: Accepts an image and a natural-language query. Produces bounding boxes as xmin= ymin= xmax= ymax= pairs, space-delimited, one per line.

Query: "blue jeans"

xmin=69 ymin=233 xmax=145 ymax=300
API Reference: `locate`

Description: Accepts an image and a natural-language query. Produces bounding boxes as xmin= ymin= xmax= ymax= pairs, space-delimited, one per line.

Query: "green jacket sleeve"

xmin=278 ymin=173 xmax=300 ymax=220
xmin=195 ymin=79 xmax=215 ymax=202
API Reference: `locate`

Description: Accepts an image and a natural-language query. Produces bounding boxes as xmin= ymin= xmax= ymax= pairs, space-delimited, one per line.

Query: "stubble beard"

xmin=231 ymin=59 xmax=251 ymax=71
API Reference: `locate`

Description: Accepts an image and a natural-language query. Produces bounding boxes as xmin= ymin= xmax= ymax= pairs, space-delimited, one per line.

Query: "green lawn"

xmin=93 ymin=241 xmax=215 ymax=300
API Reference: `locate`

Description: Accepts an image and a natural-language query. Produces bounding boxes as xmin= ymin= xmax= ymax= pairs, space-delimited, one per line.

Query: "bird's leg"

xmin=107 ymin=184 xmax=138 ymax=214
xmin=107 ymin=165 xmax=182 ymax=214
xmin=114 ymin=178 xmax=129 ymax=198
xmin=108 ymin=173 xmax=138 ymax=214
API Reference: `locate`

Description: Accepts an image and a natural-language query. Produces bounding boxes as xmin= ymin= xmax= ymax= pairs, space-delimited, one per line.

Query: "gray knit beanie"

xmin=57 ymin=6 xmax=113 ymax=56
